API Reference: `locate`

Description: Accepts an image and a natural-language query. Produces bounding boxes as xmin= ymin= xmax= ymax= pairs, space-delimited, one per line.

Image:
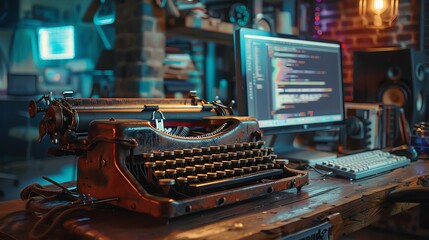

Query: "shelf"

xmin=167 ymin=16 xmax=234 ymax=45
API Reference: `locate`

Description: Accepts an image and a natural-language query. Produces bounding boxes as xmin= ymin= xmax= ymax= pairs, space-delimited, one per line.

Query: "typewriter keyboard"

xmin=126 ymin=141 xmax=294 ymax=198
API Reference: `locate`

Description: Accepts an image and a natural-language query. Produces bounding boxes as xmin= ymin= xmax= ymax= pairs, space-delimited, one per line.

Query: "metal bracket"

xmin=152 ymin=110 xmax=166 ymax=131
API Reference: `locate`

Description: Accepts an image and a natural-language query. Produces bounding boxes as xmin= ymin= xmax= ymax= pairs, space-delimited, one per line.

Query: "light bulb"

xmin=372 ymin=0 xmax=387 ymax=14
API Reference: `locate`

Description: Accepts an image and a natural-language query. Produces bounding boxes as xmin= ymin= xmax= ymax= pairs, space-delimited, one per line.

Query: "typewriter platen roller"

xmin=30 ymin=92 xmax=309 ymax=218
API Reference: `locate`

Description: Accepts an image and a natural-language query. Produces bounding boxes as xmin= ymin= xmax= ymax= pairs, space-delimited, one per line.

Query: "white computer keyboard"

xmin=315 ymin=150 xmax=411 ymax=180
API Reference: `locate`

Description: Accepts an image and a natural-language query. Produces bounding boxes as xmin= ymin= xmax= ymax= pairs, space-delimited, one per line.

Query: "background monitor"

xmin=234 ymin=28 xmax=345 ymax=163
xmin=38 ymin=25 xmax=75 ymax=60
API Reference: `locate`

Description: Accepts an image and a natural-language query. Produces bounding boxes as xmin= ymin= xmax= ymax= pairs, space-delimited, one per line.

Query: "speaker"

xmin=353 ymin=48 xmax=427 ymax=126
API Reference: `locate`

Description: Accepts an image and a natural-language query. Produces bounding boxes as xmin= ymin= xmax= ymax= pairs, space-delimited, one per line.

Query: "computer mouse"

xmin=390 ymin=145 xmax=419 ymax=162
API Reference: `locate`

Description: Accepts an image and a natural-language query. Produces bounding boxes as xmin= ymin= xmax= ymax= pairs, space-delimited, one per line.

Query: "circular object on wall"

xmin=415 ymin=63 xmax=425 ymax=81
xmin=380 ymin=85 xmax=408 ymax=107
xmin=229 ymin=3 xmax=250 ymax=27
xmin=387 ymin=66 xmax=402 ymax=81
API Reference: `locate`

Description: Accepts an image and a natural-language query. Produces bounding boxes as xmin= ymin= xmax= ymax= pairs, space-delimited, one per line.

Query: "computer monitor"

xmin=38 ymin=25 xmax=75 ymax=60
xmin=234 ymin=28 xmax=345 ymax=164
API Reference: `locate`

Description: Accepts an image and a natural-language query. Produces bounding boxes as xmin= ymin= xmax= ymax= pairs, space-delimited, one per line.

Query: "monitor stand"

xmin=270 ymin=133 xmax=337 ymax=166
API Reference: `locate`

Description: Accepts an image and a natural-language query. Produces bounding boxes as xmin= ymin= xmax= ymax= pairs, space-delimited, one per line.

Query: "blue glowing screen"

xmin=38 ymin=26 xmax=75 ymax=60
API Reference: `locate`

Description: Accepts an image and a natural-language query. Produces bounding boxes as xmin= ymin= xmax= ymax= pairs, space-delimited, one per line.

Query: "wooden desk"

xmin=1 ymin=161 xmax=428 ymax=240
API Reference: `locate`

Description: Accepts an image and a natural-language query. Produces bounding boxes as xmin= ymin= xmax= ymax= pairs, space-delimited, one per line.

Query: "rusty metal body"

xmin=30 ymin=93 xmax=309 ymax=218
xmin=78 ymin=117 xmax=308 ymax=217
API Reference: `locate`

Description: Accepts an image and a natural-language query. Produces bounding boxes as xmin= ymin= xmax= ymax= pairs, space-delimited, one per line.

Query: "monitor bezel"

xmin=234 ymin=28 xmax=345 ymax=134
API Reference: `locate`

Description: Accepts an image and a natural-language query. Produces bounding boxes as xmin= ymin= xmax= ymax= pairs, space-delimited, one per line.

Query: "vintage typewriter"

xmin=29 ymin=91 xmax=308 ymax=218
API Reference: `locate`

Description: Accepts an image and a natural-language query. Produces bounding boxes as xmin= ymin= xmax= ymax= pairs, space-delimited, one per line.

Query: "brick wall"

xmin=114 ymin=0 xmax=166 ymax=97
xmin=317 ymin=0 xmax=421 ymax=101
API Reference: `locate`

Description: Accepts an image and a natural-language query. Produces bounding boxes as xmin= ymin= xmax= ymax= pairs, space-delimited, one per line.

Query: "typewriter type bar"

xmin=77 ymin=117 xmax=308 ymax=218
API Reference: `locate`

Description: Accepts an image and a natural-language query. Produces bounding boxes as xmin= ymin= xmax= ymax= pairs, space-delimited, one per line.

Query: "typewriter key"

xmin=164 ymin=151 xmax=174 ymax=160
xmin=213 ymin=161 xmax=223 ymax=170
xmin=154 ymin=152 xmax=165 ymax=161
xmin=219 ymin=145 xmax=227 ymax=153
xmin=239 ymin=158 xmax=248 ymax=166
xmin=207 ymin=172 xmax=217 ymax=180
xmin=263 ymin=156 xmax=270 ymax=163
xmin=257 ymin=141 xmax=265 ymax=148
xmin=225 ymin=169 xmax=234 ymax=177
xmin=204 ymin=163 xmax=214 ymax=172
xmin=210 ymin=146 xmax=220 ymax=154
xmin=275 ymin=159 xmax=288 ymax=170
xmin=234 ymin=168 xmax=244 ymax=176
xmin=221 ymin=161 xmax=231 ymax=169
xmin=176 ymin=158 xmax=186 ymax=167
xmin=228 ymin=152 xmax=237 ymax=160
xmin=266 ymin=147 xmax=274 ymax=155
xmin=243 ymin=167 xmax=252 ymax=174
xmin=211 ymin=154 xmax=221 ymax=162
xmin=166 ymin=169 xmax=177 ymax=178
xmin=227 ymin=144 xmax=235 ymax=151
xmin=192 ymin=148 xmax=202 ymax=156
xmin=247 ymin=157 xmax=256 ymax=166
xmin=231 ymin=160 xmax=240 ymax=168
xmin=187 ymin=175 xmax=199 ymax=183
xmin=154 ymin=170 xmax=165 ymax=179
xmin=197 ymin=174 xmax=208 ymax=182
xmin=159 ymin=178 xmax=175 ymax=195
xmin=143 ymin=153 xmax=154 ymax=162
xmin=258 ymin=164 xmax=268 ymax=170
xmin=251 ymin=165 xmax=260 ymax=172
xmin=244 ymin=150 xmax=252 ymax=158
xmin=234 ymin=143 xmax=244 ymax=151
xmin=243 ymin=142 xmax=251 ymax=150
xmin=185 ymin=166 xmax=196 ymax=175
xmin=166 ymin=160 xmax=176 ymax=168
xmin=176 ymin=177 xmax=188 ymax=191
xmin=267 ymin=163 xmax=275 ymax=169
xmin=194 ymin=164 xmax=205 ymax=174
xmin=155 ymin=160 xmax=166 ymax=170
xmin=237 ymin=151 xmax=245 ymax=159
xmin=145 ymin=162 xmax=156 ymax=182
xmin=185 ymin=157 xmax=194 ymax=166
xmin=174 ymin=150 xmax=184 ymax=158
xmin=252 ymin=149 xmax=261 ymax=157
xmin=216 ymin=171 xmax=226 ymax=178
xmin=177 ymin=177 xmax=187 ymax=185
xmin=203 ymin=155 xmax=212 ymax=163
xmin=183 ymin=149 xmax=193 ymax=157
xmin=194 ymin=156 xmax=203 ymax=164
xmin=176 ymin=167 xmax=186 ymax=177
xmin=201 ymin=147 xmax=210 ymax=155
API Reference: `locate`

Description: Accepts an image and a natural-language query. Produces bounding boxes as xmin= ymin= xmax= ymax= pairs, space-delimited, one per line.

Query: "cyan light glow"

xmin=38 ymin=26 xmax=75 ymax=60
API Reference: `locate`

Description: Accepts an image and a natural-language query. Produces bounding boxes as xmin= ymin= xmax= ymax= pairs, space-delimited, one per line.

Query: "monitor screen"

xmin=234 ymin=28 xmax=345 ymax=134
xmin=38 ymin=26 xmax=75 ymax=60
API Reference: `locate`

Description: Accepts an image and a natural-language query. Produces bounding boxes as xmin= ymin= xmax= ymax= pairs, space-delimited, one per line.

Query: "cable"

xmin=20 ymin=177 xmax=118 ymax=240
xmin=29 ymin=204 xmax=89 ymax=240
